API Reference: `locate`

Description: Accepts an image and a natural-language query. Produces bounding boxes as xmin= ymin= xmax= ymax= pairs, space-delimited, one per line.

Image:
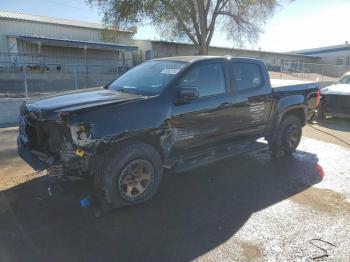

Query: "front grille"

xmin=21 ymin=115 xmax=65 ymax=155
xmin=324 ymin=95 xmax=350 ymax=110
xmin=23 ymin=118 xmax=47 ymax=151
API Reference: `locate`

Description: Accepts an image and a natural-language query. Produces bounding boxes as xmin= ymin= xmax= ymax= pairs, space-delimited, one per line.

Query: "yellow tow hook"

xmin=75 ymin=148 xmax=86 ymax=157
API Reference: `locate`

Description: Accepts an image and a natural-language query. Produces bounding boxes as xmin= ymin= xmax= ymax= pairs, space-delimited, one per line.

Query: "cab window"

xmin=179 ymin=63 xmax=226 ymax=97
xmin=231 ymin=62 xmax=263 ymax=90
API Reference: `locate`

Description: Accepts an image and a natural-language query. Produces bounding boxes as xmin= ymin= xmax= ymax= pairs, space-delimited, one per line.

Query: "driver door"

xmin=168 ymin=61 xmax=235 ymax=156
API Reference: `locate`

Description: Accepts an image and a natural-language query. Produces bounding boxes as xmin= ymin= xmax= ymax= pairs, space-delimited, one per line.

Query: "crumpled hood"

xmin=321 ymin=84 xmax=350 ymax=96
xmin=24 ymin=87 xmax=145 ymax=119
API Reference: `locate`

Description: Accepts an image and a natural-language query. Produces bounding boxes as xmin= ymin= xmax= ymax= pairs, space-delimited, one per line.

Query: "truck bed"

xmin=270 ymin=79 xmax=319 ymax=92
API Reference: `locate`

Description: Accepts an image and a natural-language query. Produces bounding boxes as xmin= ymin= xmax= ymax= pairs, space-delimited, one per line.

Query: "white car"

xmin=319 ymin=72 xmax=350 ymax=118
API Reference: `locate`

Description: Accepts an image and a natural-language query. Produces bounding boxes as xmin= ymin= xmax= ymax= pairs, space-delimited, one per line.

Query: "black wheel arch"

xmin=267 ymin=105 xmax=306 ymax=143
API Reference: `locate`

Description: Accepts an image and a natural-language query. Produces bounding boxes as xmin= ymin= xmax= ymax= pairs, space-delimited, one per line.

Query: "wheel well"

xmin=281 ymin=108 xmax=305 ymax=126
xmin=96 ymin=134 xmax=165 ymax=161
xmin=131 ymin=135 xmax=165 ymax=160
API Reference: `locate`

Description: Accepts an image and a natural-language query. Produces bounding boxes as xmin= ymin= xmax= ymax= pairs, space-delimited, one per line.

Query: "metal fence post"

xmin=122 ymin=51 xmax=125 ymax=73
xmin=23 ymin=66 xmax=28 ymax=98
xmin=74 ymin=65 xmax=78 ymax=90
xmin=302 ymin=62 xmax=304 ymax=80
xmin=280 ymin=59 xmax=283 ymax=79
xmin=85 ymin=65 xmax=88 ymax=89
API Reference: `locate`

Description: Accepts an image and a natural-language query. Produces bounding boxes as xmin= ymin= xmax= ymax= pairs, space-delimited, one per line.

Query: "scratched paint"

xmin=249 ymin=102 xmax=265 ymax=124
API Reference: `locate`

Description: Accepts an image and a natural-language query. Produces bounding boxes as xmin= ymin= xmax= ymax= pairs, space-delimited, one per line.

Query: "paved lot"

xmin=0 ymin=119 xmax=349 ymax=262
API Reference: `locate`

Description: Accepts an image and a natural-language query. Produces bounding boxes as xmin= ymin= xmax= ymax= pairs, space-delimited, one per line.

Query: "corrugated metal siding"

xmin=15 ymin=40 xmax=129 ymax=66
xmin=0 ymin=15 xmax=136 ymax=68
xmin=0 ymin=18 xmax=134 ymax=52
xmin=0 ymin=11 xmax=104 ymax=30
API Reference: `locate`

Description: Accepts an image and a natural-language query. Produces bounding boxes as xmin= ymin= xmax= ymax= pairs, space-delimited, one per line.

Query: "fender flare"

xmin=267 ymin=95 xmax=307 ymax=142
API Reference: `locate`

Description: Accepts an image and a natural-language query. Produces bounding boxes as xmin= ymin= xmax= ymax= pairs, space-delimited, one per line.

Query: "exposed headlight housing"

xmin=70 ymin=123 xmax=92 ymax=146
xmin=320 ymin=88 xmax=328 ymax=95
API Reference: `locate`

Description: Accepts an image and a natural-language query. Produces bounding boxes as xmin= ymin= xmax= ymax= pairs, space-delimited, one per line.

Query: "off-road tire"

xmin=269 ymin=115 xmax=302 ymax=158
xmin=94 ymin=141 xmax=163 ymax=209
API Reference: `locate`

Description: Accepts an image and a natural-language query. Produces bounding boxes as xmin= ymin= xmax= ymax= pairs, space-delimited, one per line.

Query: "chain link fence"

xmin=267 ymin=61 xmax=350 ymax=87
xmin=1 ymin=53 xmax=350 ymax=98
xmin=0 ymin=52 xmax=141 ymax=98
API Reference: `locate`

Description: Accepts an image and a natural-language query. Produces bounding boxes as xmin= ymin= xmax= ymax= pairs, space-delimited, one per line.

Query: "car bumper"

xmin=17 ymin=135 xmax=47 ymax=171
xmin=322 ymin=95 xmax=350 ymax=118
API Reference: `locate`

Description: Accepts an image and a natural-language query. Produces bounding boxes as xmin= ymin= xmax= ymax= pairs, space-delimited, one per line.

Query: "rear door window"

xmin=230 ymin=62 xmax=263 ymax=91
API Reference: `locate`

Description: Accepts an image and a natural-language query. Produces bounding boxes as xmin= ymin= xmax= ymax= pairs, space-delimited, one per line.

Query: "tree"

xmin=88 ymin=0 xmax=283 ymax=55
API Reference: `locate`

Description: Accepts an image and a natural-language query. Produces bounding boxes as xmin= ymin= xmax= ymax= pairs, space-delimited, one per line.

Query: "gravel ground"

xmin=0 ymin=119 xmax=349 ymax=262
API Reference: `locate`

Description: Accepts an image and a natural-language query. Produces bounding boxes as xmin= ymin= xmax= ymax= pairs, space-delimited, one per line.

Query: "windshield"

xmin=338 ymin=74 xmax=350 ymax=84
xmin=108 ymin=60 xmax=187 ymax=95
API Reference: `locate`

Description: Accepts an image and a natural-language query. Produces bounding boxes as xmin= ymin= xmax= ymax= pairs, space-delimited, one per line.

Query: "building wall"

xmin=317 ymin=50 xmax=350 ymax=66
xmin=145 ymin=41 xmax=319 ymax=65
xmin=15 ymin=40 xmax=126 ymax=67
xmin=0 ymin=18 xmax=136 ymax=69
xmin=318 ymin=51 xmax=350 ymax=77
xmin=298 ymin=50 xmax=350 ymax=77
xmin=0 ymin=18 xmax=133 ymax=53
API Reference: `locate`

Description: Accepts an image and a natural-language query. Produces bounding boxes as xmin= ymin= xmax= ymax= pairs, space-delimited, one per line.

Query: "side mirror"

xmin=175 ymin=86 xmax=199 ymax=104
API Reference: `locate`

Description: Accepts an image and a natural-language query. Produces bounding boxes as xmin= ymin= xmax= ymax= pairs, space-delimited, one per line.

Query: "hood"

xmin=321 ymin=84 xmax=350 ymax=96
xmin=24 ymin=88 xmax=145 ymax=119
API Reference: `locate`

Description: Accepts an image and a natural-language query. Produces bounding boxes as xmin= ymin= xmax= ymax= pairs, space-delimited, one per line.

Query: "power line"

xmin=307 ymin=124 xmax=350 ymax=147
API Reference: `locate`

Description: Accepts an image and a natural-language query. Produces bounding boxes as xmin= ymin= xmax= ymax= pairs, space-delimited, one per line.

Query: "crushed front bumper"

xmin=17 ymin=135 xmax=47 ymax=171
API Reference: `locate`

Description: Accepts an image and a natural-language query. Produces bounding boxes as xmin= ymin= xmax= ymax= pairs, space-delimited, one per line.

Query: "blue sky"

xmin=1 ymin=0 xmax=350 ymax=52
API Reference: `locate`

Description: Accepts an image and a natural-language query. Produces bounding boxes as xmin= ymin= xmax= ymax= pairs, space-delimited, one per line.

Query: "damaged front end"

xmin=17 ymin=103 xmax=97 ymax=179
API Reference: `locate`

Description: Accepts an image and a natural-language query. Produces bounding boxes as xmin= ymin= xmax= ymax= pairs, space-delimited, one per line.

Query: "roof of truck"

xmin=153 ymin=56 xmax=221 ymax=63
xmin=153 ymin=56 xmax=261 ymax=63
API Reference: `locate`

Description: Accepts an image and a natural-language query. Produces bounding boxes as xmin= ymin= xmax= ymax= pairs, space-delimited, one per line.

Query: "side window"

xmin=231 ymin=62 xmax=263 ymax=91
xmin=179 ymin=63 xmax=226 ymax=97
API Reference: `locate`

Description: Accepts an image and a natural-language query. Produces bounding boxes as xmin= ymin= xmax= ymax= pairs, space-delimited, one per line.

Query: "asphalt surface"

xmin=0 ymin=120 xmax=349 ymax=262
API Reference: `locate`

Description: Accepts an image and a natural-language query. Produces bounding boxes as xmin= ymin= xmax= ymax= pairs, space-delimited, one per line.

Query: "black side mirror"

xmin=175 ymin=86 xmax=199 ymax=104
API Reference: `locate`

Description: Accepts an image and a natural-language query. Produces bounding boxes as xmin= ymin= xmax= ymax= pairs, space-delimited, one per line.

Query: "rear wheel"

xmin=269 ymin=115 xmax=302 ymax=158
xmin=94 ymin=141 xmax=163 ymax=208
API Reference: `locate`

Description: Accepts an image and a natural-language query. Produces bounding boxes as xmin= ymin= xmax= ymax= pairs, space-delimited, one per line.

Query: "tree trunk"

xmin=198 ymin=43 xmax=209 ymax=55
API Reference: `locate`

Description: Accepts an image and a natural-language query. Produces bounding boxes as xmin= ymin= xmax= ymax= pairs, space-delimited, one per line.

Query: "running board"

xmin=166 ymin=140 xmax=269 ymax=173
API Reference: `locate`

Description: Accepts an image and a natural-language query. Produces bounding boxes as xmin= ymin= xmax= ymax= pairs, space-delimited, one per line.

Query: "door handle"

xmin=218 ymin=102 xmax=232 ymax=109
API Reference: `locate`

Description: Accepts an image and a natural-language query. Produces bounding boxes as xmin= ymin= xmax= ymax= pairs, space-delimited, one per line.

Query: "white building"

xmin=136 ymin=40 xmax=319 ymax=67
xmin=290 ymin=42 xmax=350 ymax=66
xmin=0 ymin=11 xmax=138 ymax=69
xmin=290 ymin=43 xmax=350 ymax=77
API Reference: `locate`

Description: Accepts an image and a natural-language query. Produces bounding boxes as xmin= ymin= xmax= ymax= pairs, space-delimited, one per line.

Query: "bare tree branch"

xmin=88 ymin=0 xmax=283 ymax=55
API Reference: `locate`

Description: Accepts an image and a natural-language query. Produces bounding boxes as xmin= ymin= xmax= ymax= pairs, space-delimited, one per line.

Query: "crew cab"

xmin=319 ymin=71 xmax=350 ymax=119
xmin=18 ymin=56 xmax=320 ymax=208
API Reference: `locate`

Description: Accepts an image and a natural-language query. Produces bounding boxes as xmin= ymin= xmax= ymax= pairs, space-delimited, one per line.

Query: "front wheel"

xmin=95 ymin=141 xmax=163 ymax=209
xmin=269 ymin=115 xmax=302 ymax=158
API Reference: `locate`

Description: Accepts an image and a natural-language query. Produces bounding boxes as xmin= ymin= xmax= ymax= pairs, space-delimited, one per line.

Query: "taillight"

xmin=316 ymin=89 xmax=321 ymax=106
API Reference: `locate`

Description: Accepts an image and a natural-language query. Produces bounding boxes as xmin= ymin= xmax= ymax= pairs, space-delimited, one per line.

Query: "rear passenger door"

xmin=229 ymin=61 xmax=273 ymax=138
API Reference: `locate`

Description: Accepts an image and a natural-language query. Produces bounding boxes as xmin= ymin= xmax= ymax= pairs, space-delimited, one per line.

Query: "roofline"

xmin=0 ymin=10 xmax=134 ymax=34
xmin=144 ymin=40 xmax=320 ymax=59
xmin=10 ymin=35 xmax=138 ymax=51
xmin=288 ymin=43 xmax=350 ymax=55
xmin=152 ymin=55 xmax=270 ymax=63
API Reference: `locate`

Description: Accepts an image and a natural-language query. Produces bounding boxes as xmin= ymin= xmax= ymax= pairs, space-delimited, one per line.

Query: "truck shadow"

xmin=0 ymin=146 xmax=322 ymax=262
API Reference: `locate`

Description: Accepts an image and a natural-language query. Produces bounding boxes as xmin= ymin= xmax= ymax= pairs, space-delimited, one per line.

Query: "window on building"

xmin=230 ymin=62 xmax=263 ymax=90
xmin=179 ymin=63 xmax=226 ymax=97
xmin=336 ymin=57 xmax=345 ymax=65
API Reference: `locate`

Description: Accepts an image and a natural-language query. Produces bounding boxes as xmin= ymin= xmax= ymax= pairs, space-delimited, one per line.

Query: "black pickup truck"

xmin=18 ymin=56 xmax=320 ymax=208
